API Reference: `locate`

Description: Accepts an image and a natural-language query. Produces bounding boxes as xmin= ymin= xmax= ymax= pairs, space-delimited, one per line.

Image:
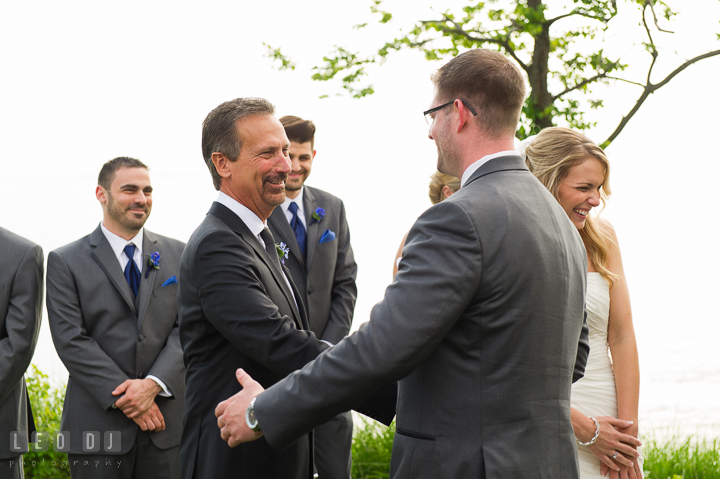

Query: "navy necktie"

xmin=123 ymin=244 xmax=141 ymax=297
xmin=288 ymin=202 xmax=306 ymax=259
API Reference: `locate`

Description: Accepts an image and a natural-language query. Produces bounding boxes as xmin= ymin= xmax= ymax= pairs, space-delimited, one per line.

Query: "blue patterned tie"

xmin=123 ymin=244 xmax=141 ymax=297
xmin=288 ymin=202 xmax=306 ymax=259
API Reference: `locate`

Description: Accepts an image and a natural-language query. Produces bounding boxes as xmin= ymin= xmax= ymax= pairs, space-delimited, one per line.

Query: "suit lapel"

xmin=210 ymin=203 xmax=303 ymax=329
xmin=136 ymin=230 xmax=159 ymax=332
xmin=89 ymin=226 xmax=137 ymax=315
xmin=303 ymin=187 xmax=320 ymax=270
xmin=268 ymin=208 xmax=306 ymax=271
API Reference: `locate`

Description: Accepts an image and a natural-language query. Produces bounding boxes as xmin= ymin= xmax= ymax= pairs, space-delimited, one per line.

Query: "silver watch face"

xmin=247 ymin=407 xmax=258 ymax=428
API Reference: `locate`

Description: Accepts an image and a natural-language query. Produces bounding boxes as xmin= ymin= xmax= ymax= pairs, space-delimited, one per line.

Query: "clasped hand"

xmin=112 ymin=378 xmax=165 ymax=432
xmin=588 ymin=417 xmax=642 ymax=479
xmin=215 ymin=369 xmax=265 ymax=447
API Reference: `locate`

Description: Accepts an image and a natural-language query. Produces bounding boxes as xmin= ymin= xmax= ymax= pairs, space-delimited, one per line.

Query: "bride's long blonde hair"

xmin=525 ymin=127 xmax=618 ymax=287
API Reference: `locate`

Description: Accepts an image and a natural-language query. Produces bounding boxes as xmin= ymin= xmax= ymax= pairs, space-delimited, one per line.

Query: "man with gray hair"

xmin=215 ymin=50 xmax=590 ymax=478
xmin=178 ymin=98 xmax=396 ymax=479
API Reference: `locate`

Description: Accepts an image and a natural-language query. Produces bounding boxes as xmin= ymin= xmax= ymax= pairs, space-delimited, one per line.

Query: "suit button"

xmin=138 ymin=373 xmax=145 ymax=379
xmin=308 ymin=288 xmax=313 ymax=295
xmin=138 ymin=334 xmax=145 ymax=342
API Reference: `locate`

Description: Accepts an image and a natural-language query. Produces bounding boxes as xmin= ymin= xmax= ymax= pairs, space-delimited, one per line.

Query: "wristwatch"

xmin=245 ymin=397 xmax=262 ymax=432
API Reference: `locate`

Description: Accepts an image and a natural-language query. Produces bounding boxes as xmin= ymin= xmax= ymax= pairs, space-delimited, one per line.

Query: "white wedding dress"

xmin=571 ymin=273 xmax=642 ymax=478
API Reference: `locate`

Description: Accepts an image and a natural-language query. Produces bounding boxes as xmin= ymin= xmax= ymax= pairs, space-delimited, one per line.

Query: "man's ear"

xmin=312 ymin=150 xmax=317 ymax=159
xmin=212 ymin=152 xmax=232 ymax=179
xmin=96 ymin=185 xmax=107 ymax=205
xmin=454 ymin=99 xmax=473 ymax=134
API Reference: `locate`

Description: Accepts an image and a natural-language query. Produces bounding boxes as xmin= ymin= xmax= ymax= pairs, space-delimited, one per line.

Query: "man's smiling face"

xmin=98 ymin=166 xmax=153 ymax=237
xmin=229 ymin=114 xmax=292 ymax=219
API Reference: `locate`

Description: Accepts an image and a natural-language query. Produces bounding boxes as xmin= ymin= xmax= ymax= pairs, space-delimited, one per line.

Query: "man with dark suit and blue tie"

xmin=0 ymin=227 xmax=43 ymax=479
xmin=268 ymin=116 xmax=357 ymax=479
xmin=46 ymin=157 xmax=185 ymax=479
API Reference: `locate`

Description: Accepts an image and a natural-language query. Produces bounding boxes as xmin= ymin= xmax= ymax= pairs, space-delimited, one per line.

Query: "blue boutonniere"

xmin=312 ymin=207 xmax=326 ymax=224
xmin=276 ymin=242 xmax=289 ymax=265
xmin=145 ymin=251 xmax=160 ymax=278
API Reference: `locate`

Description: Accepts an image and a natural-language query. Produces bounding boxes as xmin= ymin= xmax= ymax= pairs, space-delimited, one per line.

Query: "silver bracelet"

xmin=576 ymin=416 xmax=600 ymax=446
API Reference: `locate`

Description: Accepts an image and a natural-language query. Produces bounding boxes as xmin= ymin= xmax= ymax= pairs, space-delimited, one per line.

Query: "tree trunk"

xmin=526 ymin=0 xmax=553 ymax=130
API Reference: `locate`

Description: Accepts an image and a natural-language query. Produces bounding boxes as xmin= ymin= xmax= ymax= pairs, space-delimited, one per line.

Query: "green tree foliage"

xmin=23 ymin=365 xmax=70 ymax=479
xmin=266 ymin=0 xmax=720 ymax=147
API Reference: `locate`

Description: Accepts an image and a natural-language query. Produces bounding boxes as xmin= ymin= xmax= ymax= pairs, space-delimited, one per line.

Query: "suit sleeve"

xmin=46 ymin=251 xmax=129 ymax=410
xmin=146 ymin=318 xmax=183 ymax=397
xmin=0 ymin=245 xmax=43 ymax=404
xmin=146 ymin=243 xmax=185 ymax=397
xmin=573 ymin=309 xmax=590 ymax=383
xmin=256 ymin=201 xmax=481 ymax=449
xmin=192 ymin=229 xmax=329 ymax=376
xmin=320 ymin=200 xmax=358 ymax=344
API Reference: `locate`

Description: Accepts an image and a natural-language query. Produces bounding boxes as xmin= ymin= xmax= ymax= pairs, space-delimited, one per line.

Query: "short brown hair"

xmin=98 ymin=157 xmax=148 ymax=190
xmin=201 ymin=97 xmax=275 ymax=190
xmin=280 ymin=116 xmax=316 ymax=149
xmin=431 ymin=49 xmax=526 ymax=138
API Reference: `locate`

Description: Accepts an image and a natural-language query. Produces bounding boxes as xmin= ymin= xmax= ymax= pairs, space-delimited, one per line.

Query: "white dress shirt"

xmin=280 ymin=186 xmax=307 ymax=230
xmin=100 ymin=223 xmax=171 ymax=397
xmin=460 ymin=150 xmax=519 ymax=187
xmin=215 ymin=192 xmax=298 ymax=308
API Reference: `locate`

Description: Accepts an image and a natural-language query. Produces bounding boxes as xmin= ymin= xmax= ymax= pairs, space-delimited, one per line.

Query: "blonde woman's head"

xmin=428 ymin=171 xmax=461 ymax=205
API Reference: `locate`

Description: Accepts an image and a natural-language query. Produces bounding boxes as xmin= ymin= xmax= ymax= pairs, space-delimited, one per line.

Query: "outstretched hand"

xmin=216 ymin=369 xmax=265 ymax=447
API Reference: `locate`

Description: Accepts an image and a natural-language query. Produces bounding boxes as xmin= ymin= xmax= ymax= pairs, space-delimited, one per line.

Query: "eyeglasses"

xmin=423 ymin=99 xmax=477 ymax=126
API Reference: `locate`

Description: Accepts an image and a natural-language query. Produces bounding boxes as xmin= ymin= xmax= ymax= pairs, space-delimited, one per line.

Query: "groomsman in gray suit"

xmin=0 ymin=228 xmax=43 ymax=479
xmin=268 ymin=115 xmax=357 ymax=479
xmin=216 ymin=49 xmax=591 ymax=479
xmin=47 ymin=157 xmax=185 ymax=479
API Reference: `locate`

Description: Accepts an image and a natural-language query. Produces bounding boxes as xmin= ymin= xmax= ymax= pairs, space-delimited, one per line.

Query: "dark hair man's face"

xmin=285 ymin=141 xmax=316 ymax=195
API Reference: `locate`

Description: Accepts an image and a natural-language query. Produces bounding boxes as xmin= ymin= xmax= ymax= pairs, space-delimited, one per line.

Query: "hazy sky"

xmin=1 ymin=0 xmax=718 ymax=434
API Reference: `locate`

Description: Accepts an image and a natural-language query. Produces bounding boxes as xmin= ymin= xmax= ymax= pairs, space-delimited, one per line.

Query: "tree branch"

xmin=421 ymin=14 xmax=529 ymax=71
xmin=647 ymin=0 xmax=674 ymax=33
xmin=605 ymin=76 xmax=645 ymax=88
xmin=602 ymin=48 xmax=720 ymax=148
xmin=552 ymin=71 xmax=609 ymax=101
xmin=547 ymin=9 xmax=613 ymax=26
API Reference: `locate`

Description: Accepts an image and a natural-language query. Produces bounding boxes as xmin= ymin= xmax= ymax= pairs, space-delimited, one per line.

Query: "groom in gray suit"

xmin=0 ymin=228 xmax=43 ymax=479
xmin=268 ymin=115 xmax=357 ymax=479
xmin=47 ymin=157 xmax=185 ymax=479
xmin=216 ymin=49 xmax=591 ymax=478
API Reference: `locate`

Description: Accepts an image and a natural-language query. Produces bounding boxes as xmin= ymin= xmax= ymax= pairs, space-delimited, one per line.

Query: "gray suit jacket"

xmin=268 ymin=186 xmax=357 ymax=343
xmin=256 ymin=156 xmax=591 ymax=478
xmin=46 ymin=225 xmax=185 ymax=454
xmin=0 ymin=227 xmax=43 ymax=459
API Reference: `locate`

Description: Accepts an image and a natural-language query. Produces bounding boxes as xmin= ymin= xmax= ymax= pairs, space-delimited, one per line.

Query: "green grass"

xmin=351 ymin=418 xmax=396 ymax=479
xmin=643 ymin=436 xmax=720 ymax=479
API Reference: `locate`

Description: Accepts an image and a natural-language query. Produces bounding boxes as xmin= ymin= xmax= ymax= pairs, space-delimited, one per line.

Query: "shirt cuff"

xmin=146 ymin=375 xmax=172 ymax=397
xmin=321 ymin=340 xmax=335 ymax=348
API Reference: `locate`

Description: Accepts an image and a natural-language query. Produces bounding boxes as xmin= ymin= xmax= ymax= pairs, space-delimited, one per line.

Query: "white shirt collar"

xmin=100 ymin=222 xmax=144 ymax=268
xmin=460 ymin=150 xmax=518 ymax=187
xmin=216 ymin=191 xmax=267 ymax=238
xmin=281 ymin=186 xmax=305 ymax=215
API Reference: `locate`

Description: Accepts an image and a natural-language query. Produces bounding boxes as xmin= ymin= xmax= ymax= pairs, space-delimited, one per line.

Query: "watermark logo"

xmin=8 ymin=431 xmax=121 ymax=454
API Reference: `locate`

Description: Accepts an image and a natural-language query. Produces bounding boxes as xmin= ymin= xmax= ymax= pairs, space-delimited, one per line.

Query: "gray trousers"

xmin=68 ymin=431 xmax=179 ymax=479
xmin=0 ymin=456 xmax=23 ymax=479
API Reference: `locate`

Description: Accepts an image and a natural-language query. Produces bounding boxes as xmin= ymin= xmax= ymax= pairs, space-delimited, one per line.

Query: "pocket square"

xmin=161 ymin=276 xmax=177 ymax=287
xmin=319 ymin=229 xmax=336 ymax=244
